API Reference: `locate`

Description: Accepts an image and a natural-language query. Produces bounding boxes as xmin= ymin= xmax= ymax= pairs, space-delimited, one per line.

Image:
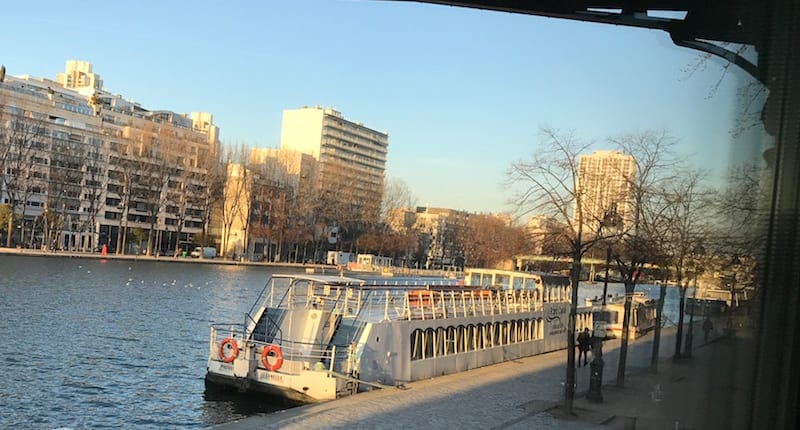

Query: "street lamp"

xmin=728 ymin=255 xmax=742 ymax=336
xmin=602 ymin=243 xmax=612 ymax=306
xmin=685 ymin=270 xmax=696 ymax=357
xmin=587 ymin=208 xmax=619 ymax=403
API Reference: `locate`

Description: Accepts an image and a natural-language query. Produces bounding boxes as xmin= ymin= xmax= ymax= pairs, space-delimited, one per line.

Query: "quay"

xmin=211 ymin=320 xmax=755 ymax=430
xmin=0 ymin=247 xmax=458 ymax=278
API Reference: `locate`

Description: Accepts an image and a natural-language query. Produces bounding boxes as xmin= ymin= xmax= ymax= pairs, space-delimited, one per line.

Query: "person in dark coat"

xmin=703 ymin=317 xmax=714 ymax=341
xmin=577 ymin=328 xmax=591 ymax=367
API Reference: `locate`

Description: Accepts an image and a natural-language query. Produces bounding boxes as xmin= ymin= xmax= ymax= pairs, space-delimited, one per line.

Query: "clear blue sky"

xmin=1 ymin=0 xmax=767 ymax=216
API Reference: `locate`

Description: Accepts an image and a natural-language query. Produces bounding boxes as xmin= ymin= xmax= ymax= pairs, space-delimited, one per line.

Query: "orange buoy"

xmin=261 ymin=344 xmax=283 ymax=371
xmin=218 ymin=337 xmax=239 ymax=363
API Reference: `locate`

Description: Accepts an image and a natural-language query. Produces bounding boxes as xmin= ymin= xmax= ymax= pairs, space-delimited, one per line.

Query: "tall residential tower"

xmin=575 ymin=150 xmax=636 ymax=233
xmin=280 ymin=106 xmax=388 ymax=222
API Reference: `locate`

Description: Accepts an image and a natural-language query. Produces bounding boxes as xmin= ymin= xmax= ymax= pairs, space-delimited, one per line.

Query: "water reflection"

xmin=200 ymin=386 xmax=300 ymax=426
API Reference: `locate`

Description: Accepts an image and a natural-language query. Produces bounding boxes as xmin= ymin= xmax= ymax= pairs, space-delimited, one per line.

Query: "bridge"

xmin=515 ymin=254 xmax=659 ymax=268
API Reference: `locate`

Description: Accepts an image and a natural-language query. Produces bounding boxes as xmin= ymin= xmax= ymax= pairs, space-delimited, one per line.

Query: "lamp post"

xmin=685 ymin=272 xmax=696 ymax=358
xmin=588 ymin=209 xmax=618 ymax=403
xmin=602 ymin=243 xmax=611 ymax=306
xmin=728 ymin=255 xmax=742 ymax=337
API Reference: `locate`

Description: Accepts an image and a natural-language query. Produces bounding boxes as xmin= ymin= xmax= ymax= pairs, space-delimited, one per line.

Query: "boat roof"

xmin=272 ymin=273 xmax=366 ymax=286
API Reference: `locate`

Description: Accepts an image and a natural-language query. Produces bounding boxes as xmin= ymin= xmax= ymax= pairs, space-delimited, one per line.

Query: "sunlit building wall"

xmin=575 ymin=150 xmax=636 ymax=233
xmin=280 ymin=106 xmax=388 ymax=222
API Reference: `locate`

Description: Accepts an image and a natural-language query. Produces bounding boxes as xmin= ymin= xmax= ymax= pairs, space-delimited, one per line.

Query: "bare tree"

xmin=712 ymin=162 xmax=769 ymax=258
xmin=607 ymin=130 xmax=680 ymax=386
xmin=80 ymin=137 xmax=107 ymax=252
xmin=109 ymin=134 xmax=143 ymax=254
xmin=0 ymin=108 xmax=46 ymax=246
xmin=683 ymin=44 xmax=767 ymax=137
xmin=381 ymin=177 xmax=417 ymax=218
xmin=218 ymin=145 xmax=251 ymax=258
xmin=456 ymin=214 xmax=528 ymax=268
xmin=633 ymin=168 xmax=715 ymax=369
xmin=196 ymin=143 xmax=224 ymax=249
xmin=46 ymin=136 xmax=84 ymax=250
xmin=506 ymin=127 xmax=613 ymax=411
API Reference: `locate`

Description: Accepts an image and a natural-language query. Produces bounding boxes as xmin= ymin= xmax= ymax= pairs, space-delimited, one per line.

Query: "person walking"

xmin=577 ymin=328 xmax=591 ymax=367
xmin=703 ymin=317 xmax=714 ymax=341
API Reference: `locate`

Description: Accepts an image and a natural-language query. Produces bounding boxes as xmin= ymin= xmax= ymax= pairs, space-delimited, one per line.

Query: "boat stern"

xmin=205 ymin=326 xmax=348 ymax=403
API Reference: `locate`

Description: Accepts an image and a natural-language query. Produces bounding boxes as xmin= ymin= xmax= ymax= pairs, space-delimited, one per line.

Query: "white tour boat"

xmin=585 ymin=292 xmax=658 ymax=340
xmin=204 ymin=269 xmax=590 ymax=403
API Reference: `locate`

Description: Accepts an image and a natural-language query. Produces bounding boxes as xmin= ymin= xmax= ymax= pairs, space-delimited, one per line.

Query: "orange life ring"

xmin=261 ymin=344 xmax=283 ymax=371
xmin=218 ymin=337 xmax=239 ymax=363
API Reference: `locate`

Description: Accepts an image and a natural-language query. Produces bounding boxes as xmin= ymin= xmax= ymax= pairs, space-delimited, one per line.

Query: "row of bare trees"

xmin=506 ymin=126 xmax=766 ymax=412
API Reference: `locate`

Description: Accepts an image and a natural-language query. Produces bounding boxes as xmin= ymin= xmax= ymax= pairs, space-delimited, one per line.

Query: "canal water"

xmin=0 ymin=255 xmax=684 ymax=429
xmin=0 ymin=255 xmax=305 ymax=429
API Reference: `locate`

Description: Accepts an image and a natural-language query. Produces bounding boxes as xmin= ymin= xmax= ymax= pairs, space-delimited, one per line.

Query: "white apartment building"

xmin=575 ymin=150 xmax=636 ymax=233
xmin=0 ymin=61 xmax=219 ymax=253
xmin=280 ymin=106 xmax=388 ymax=222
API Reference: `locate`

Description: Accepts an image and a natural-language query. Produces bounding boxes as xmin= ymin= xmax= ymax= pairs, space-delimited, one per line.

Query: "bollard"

xmin=587 ymin=356 xmax=604 ymax=402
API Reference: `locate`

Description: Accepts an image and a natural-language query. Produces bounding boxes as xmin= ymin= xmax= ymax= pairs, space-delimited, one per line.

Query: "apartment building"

xmin=412 ymin=206 xmax=469 ymax=270
xmin=280 ymin=106 xmax=388 ymax=224
xmin=575 ymin=150 xmax=636 ymax=233
xmin=0 ymin=61 xmax=219 ymax=253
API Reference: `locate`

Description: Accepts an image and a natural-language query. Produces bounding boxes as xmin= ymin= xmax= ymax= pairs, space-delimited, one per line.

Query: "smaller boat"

xmin=593 ymin=272 xmax=625 ymax=283
xmin=686 ymin=287 xmax=745 ymax=317
xmin=585 ymin=292 xmax=657 ymax=340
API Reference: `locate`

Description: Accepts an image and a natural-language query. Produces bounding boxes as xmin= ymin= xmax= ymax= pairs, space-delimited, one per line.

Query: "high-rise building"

xmin=280 ymin=106 xmax=388 ymax=222
xmin=575 ymin=150 xmax=636 ymax=233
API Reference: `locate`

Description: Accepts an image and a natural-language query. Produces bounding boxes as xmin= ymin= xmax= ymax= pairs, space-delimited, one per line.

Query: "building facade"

xmin=0 ymin=61 xmax=219 ymax=253
xmin=575 ymin=150 xmax=636 ymax=233
xmin=280 ymin=106 xmax=388 ymax=224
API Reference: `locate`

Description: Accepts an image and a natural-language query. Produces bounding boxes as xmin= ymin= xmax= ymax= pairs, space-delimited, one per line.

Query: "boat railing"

xmin=209 ymin=323 xmax=358 ymax=374
xmin=333 ymin=287 xmax=547 ymax=322
xmin=209 ymin=323 xmax=247 ymax=359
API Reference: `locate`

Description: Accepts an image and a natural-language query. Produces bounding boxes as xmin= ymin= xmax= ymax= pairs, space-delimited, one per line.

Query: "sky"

xmin=0 ymin=0 xmax=769 ymax=218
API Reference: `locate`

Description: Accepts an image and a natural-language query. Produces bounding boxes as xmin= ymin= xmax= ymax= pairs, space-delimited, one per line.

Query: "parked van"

xmin=191 ymin=247 xmax=217 ymax=259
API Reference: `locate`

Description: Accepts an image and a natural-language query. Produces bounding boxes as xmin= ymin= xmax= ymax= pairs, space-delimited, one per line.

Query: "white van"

xmin=191 ymin=247 xmax=217 ymax=259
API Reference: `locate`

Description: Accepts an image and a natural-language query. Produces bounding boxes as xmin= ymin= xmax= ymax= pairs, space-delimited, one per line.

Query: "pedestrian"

xmin=577 ymin=328 xmax=591 ymax=367
xmin=703 ymin=317 xmax=713 ymax=341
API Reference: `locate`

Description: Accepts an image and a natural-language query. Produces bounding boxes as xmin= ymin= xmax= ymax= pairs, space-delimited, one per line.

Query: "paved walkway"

xmin=211 ymin=318 xmax=754 ymax=430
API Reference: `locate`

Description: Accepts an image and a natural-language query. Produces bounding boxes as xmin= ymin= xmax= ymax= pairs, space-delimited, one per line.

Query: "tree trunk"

xmin=146 ymin=226 xmax=155 ymax=256
xmin=564 ymin=255 xmax=581 ymax=412
xmin=617 ymin=281 xmax=635 ymax=387
xmin=650 ymin=284 xmax=667 ymax=372
xmin=7 ymin=215 xmax=13 ymax=247
xmin=674 ymin=283 xmax=687 ymax=358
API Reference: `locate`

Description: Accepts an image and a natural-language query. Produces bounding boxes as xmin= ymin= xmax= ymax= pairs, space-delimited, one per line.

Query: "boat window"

xmin=424 ymin=328 xmax=435 ymax=359
xmin=492 ymin=322 xmax=501 ymax=347
xmin=456 ymin=325 xmax=467 ymax=353
xmin=436 ymin=327 xmax=447 ymax=357
xmin=466 ymin=324 xmax=476 ymax=351
xmin=519 ymin=319 xmax=527 ymax=342
xmin=410 ymin=329 xmax=423 ymax=361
